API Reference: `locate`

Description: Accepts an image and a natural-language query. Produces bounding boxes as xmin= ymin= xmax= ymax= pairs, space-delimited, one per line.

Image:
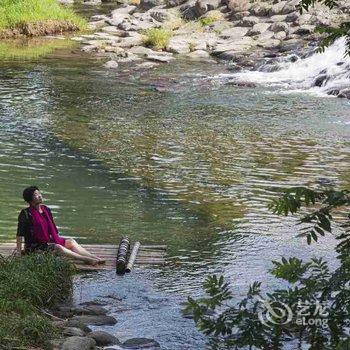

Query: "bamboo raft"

xmin=0 ymin=241 xmax=167 ymax=272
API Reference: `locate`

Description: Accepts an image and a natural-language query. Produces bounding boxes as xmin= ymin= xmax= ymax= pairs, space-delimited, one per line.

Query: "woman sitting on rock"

xmin=17 ymin=186 xmax=104 ymax=265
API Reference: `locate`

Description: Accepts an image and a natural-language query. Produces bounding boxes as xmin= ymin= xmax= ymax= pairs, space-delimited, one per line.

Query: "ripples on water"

xmin=0 ymin=50 xmax=349 ymax=349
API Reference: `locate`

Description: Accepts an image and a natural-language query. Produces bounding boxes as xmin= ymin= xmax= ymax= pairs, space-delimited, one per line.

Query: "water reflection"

xmin=0 ymin=52 xmax=349 ymax=348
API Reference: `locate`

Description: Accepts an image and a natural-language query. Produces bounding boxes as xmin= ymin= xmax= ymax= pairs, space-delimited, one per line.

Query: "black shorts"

xmin=25 ymin=242 xmax=57 ymax=253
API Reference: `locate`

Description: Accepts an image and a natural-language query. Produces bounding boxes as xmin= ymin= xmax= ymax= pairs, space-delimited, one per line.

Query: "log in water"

xmin=116 ymin=236 xmax=130 ymax=275
xmin=125 ymin=241 xmax=141 ymax=273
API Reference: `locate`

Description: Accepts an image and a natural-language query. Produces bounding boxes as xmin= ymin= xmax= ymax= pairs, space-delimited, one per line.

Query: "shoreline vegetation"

xmin=0 ymin=253 xmax=74 ymax=349
xmin=0 ymin=0 xmax=86 ymax=38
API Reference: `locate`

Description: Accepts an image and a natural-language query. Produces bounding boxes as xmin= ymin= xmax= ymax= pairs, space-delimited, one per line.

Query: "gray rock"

xmin=338 ymin=89 xmax=350 ymax=99
xmin=61 ymin=336 xmax=96 ymax=350
xmin=139 ymin=0 xmax=164 ymax=10
xmin=292 ymin=24 xmax=315 ymax=35
xmin=186 ymin=50 xmax=210 ymax=59
xmin=122 ymin=338 xmax=160 ymax=349
xmin=238 ymin=16 xmax=260 ymax=27
xmin=195 ymin=0 xmax=221 ymax=15
xmin=166 ymin=36 xmax=190 ymax=54
xmin=273 ymin=31 xmax=287 ymax=40
xmin=146 ymin=53 xmax=174 ymax=62
xmin=247 ymin=22 xmax=270 ymax=36
xmin=250 ymin=2 xmax=271 ymax=16
xmin=231 ymin=10 xmax=250 ymax=20
xmin=212 ymin=36 xmax=254 ymax=55
xmin=63 ymin=327 xmax=86 ymax=337
xmin=269 ymin=22 xmax=289 ymax=33
xmin=104 ymin=60 xmax=119 ymax=69
xmin=129 ymin=46 xmax=155 ymax=56
xmin=219 ymin=26 xmax=249 ymax=39
xmin=269 ymin=1 xmax=287 ymax=15
xmin=149 ymin=8 xmax=176 ymax=22
xmin=65 ymin=320 xmax=92 ymax=333
xmin=285 ymin=11 xmax=299 ymax=22
xmin=75 ymin=305 xmax=108 ymax=316
xmin=86 ymin=331 xmax=120 ymax=346
xmin=269 ymin=14 xmax=287 ymax=23
xmin=313 ymin=74 xmax=328 ymax=87
xmin=111 ymin=5 xmax=137 ymax=15
xmin=70 ymin=315 xmax=117 ymax=326
xmin=135 ymin=61 xmax=159 ymax=69
xmin=165 ymin=0 xmax=187 ymax=6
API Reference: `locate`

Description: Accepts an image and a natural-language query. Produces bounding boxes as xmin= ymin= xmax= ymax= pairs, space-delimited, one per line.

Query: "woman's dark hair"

xmin=23 ymin=186 xmax=39 ymax=203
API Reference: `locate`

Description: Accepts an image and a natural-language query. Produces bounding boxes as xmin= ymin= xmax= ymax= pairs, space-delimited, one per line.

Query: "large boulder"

xmin=63 ymin=327 xmax=86 ymax=337
xmin=61 ymin=336 xmax=96 ymax=350
xmin=64 ymin=320 xmax=92 ymax=334
xmin=122 ymin=338 xmax=160 ymax=349
xmin=86 ymin=331 xmax=120 ymax=346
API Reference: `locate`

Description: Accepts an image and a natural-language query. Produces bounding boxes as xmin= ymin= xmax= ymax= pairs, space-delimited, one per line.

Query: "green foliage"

xmin=298 ymin=0 xmax=350 ymax=56
xmin=143 ymin=28 xmax=172 ymax=50
xmin=0 ymin=252 xmax=75 ymax=348
xmin=0 ymin=0 xmax=86 ymax=32
xmin=186 ymin=187 xmax=350 ymax=349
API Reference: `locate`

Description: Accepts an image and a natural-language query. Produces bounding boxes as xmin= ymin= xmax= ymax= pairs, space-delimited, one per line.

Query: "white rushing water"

xmin=220 ymin=38 xmax=350 ymax=96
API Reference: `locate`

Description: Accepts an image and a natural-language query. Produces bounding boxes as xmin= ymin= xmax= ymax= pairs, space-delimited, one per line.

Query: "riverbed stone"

xmin=139 ymin=0 xmax=164 ymax=10
xmin=269 ymin=1 xmax=287 ymax=15
xmin=63 ymin=327 xmax=86 ymax=337
xmin=273 ymin=31 xmax=287 ymax=40
xmin=104 ymin=60 xmax=119 ymax=69
xmin=70 ymin=315 xmax=117 ymax=326
xmin=338 ymin=89 xmax=350 ymax=99
xmin=238 ymin=16 xmax=260 ymax=27
xmin=186 ymin=49 xmax=211 ymax=59
xmin=246 ymin=22 xmax=270 ymax=36
xmin=269 ymin=22 xmax=289 ymax=33
xmin=219 ymin=26 xmax=248 ymax=39
xmin=86 ymin=331 xmax=120 ymax=346
xmin=212 ymin=36 xmax=254 ymax=55
xmin=195 ymin=0 xmax=221 ymax=16
xmin=250 ymin=2 xmax=271 ymax=16
xmin=61 ymin=336 xmax=96 ymax=350
xmin=65 ymin=320 xmax=92 ymax=333
xmin=166 ymin=35 xmax=192 ymax=53
xmin=292 ymin=24 xmax=315 ymax=35
xmin=122 ymin=338 xmax=160 ymax=349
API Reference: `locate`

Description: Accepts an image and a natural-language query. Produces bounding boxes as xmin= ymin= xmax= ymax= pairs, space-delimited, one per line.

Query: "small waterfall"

xmin=221 ymin=38 xmax=350 ymax=97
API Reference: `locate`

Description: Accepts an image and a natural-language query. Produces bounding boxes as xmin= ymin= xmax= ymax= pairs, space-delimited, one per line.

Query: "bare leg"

xmin=54 ymin=244 xmax=98 ymax=265
xmin=65 ymin=239 xmax=106 ymax=264
xmin=65 ymin=239 xmax=99 ymax=259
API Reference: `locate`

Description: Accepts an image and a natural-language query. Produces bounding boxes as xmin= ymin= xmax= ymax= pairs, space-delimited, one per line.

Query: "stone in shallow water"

xmin=63 ymin=327 xmax=86 ymax=337
xmin=61 ymin=336 xmax=96 ymax=350
xmin=104 ymin=61 xmax=119 ymax=69
xmin=122 ymin=338 xmax=160 ymax=349
xmin=71 ymin=315 xmax=118 ymax=325
xmin=65 ymin=320 xmax=92 ymax=333
xmin=87 ymin=331 xmax=120 ymax=346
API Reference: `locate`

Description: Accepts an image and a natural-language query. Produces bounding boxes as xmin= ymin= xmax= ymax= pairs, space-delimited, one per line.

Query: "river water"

xmin=0 ymin=36 xmax=349 ymax=348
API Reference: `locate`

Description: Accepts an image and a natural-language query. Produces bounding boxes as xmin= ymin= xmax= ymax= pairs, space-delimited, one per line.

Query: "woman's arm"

xmin=16 ymin=209 xmax=28 ymax=254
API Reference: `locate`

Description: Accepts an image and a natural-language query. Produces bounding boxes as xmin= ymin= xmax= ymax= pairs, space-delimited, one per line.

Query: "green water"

xmin=0 ymin=46 xmax=349 ymax=348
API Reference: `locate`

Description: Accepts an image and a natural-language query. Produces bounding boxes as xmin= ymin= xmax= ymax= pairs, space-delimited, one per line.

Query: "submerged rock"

xmin=71 ymin=315 xmax=118 ymax=326
xmin=313 ymin=74 xmax=328 ymax=87
xmin=104 ymin=60 xmax=119 ymax=69
xmin=123 ymin=338 xmax=160 ymax=349
xmin=338 ymin=88 xmax=350 ymax=99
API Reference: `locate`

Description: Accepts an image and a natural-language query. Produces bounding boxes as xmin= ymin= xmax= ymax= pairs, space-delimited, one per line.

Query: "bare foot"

xmin=85 ymin=257 xmax=99 ymax=266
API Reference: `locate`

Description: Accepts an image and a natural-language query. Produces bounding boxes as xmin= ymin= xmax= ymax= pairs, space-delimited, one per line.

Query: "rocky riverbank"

xmin=69 ymin=0 xmax=349 ymax=72
xmin=51 ymin=302 xmax=161 ymax=349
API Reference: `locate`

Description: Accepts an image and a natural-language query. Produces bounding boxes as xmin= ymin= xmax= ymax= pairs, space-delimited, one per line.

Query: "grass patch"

xmin=0 ymin=253 xmax=75 ymax=348
xmin=199 ymin=10 xmax=223 ymax=26
xmin=143 ymin=28 xmax=172 ymax=50
xmin=0 ymin=38 xmax=75 ymax=60
xmin=0 ymin=0 xmax=86 ymax=38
